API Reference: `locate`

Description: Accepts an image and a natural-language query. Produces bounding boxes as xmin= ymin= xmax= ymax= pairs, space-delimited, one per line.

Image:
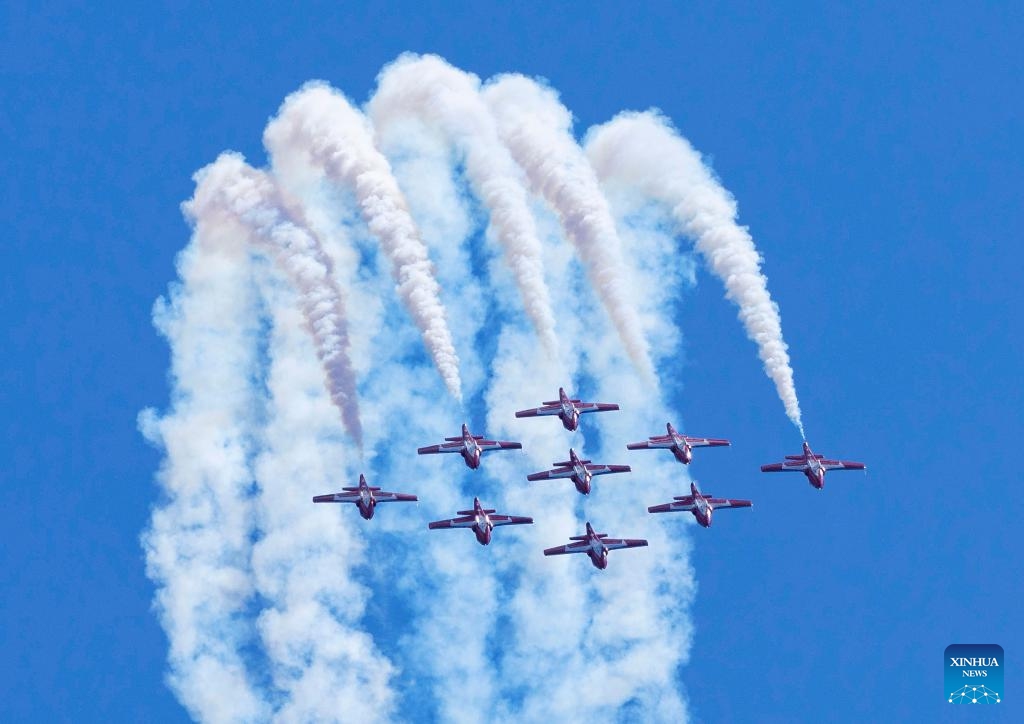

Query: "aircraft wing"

xmin=648 ymin=498 xmax=696 ymax=513
xmin=417 ymin=442 xmax=465 ymax=455
xmin=515 ymin=405 xmax=561 ymax=418
xmin=375 ymin=491 xmax=418 ymax=503
xmin=578 ymin=402 xmax=620 ymax=414
xmin=602 ymin=538 xmax=649 ymax=551
xmin=585 ymin=464 xmax=631 ymax=476
xmin=527 ymin=467 xmax=574 ymax=481
xmin=706 ymin=498 xmax=753 ymax=509
xmin=821 ymin=460 xmax=866 ymax=471
xmin=489 ymin=514 xmax=533 ymax=527
xmin=477 ymin=440 xmax=524 ymax=452
xmin=627 ymin=435 xmax=675 ymax=450
xmin=428 ymin=515 xmax=476 ymax=529
xmin=683 ymin=436 xmax=731 ymax=448
xmin=543 ymin=541 xmax=592 ymax=556
xmin=761 ymin=461 xmax=806 ymax=472
xmin=313 ymin=491 xmax=360 ymax=503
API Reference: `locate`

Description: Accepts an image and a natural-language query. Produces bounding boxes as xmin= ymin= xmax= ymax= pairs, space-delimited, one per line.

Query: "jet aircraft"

xmin=761 ymin=441 xmax=866 ymax=489
xmin=647 ymin=481 xmax=752 ymax=528
xmin=312 ymin=474 xmax=417 ymax=520
xmin=543 ymin=522 xmax=648 ymax=569
xmin=417 ymin=423 xmax=523 ymax=470
xmin=627 ymin=423 xmax=730 ymax=464
xmin=515 ymin=387 xmax=619 ymax=431
xmin=526 ymin=448 xmax=631 ymax=495
xmin=427 ymin=497 xmax=533 ymax=545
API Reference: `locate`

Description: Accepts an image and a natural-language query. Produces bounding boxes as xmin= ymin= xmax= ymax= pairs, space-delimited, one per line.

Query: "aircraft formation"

xmin=313 ymin=387 xmax=866 ymax=569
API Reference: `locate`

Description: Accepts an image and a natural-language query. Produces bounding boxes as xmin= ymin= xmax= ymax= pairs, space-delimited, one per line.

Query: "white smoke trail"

xmin=482 ymin=74 xmax=656 ymax=381
xmin=264 ymin=82 xmax=463 ymax=399
xmin=368 ymin=53 xmax=559 ymax=354
xmin=140 ymin=168 xmax=269 ymax=723
xmin=190 ymin=152 xmax=363 ymax=447
xmin=249 ymin=270 xmax=397 ymax=723
xmin=586 ymin=111 xmax=805 ymax=436
xmin=355 ymin=143 xmax=504 ymax=723
xmin=479 ymin=187 xmax=695 ymax=722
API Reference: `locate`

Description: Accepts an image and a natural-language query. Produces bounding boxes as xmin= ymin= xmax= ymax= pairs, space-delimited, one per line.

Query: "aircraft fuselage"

xmin=587 ymin=540 xmax=609 ymax=569
xmin=472 ymin=506 xmax=494 ymax=545
xmin=460 ymin=439 xmax=483 ymax=469
xmin=671 ymin=435 xmax=694 ymax=464
xmin=571 ymin=462 xmax=593 ymax=495
xmin=801 ymin=443 xmax=827 ymax=488
xmin=357 ymin=487 xmax=376 ymax=519
xmin=691 ymin=494 xmax=713 ymax=527
xmin=805 ymin=465 xmax=826 ymax=489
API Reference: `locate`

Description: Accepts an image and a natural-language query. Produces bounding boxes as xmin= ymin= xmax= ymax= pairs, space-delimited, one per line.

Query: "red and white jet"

xmin=312 ymin=473 xmax=417 ymax=520
xmin=761 ymin=441 xmax=866 ymax=489
xmin=427 ymin=497 xmax=533 ymax=545
xmin=526 ymin=448 xmax=631 ymax=495
xmin=648 ymin=481 xmax=752 ymax=528
xmin=417 ymin=423 xmax=523 ymax=470
xmin=543 ymin=522 xmax=648 ymax=569
xmin=515 ymin=387 xmax=619 ymax=431
xmin=627 ymin=422 xmax=730 ymax=464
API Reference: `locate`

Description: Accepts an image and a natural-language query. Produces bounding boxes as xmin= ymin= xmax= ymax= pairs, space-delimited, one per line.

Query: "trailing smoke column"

xmin=369 ymin=54 xmax=560 ymax=355
xmin=483 ymin=74 xmax=657 ymax=382
xmin=265 ymin=82 xmax=463 ymax=400
xmin=189 ymin=152 xmax=363 ymax=448
xmin=586 ymin=111 xmax=805 ymax=436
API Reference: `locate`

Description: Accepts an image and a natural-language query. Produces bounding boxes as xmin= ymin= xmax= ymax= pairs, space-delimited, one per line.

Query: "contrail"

xmin=368 ymin=54 xmax=559 ymax=354
xmin=264 ymin=81 xmax=462 ymax=399
xmin=193 ymin=152 xmax=363 ymax=447
xmin=479 ymin=179 xmax=693 ymax=722
xmin=586 ymin=111 xmax=805 ymax=436
xmin=140 ymin=164 xmax=270 ymax=722
xmin=249 ymin=271 xmax=397 ymax=723
xmin=482 ymin=75 xmax=657 ymax=382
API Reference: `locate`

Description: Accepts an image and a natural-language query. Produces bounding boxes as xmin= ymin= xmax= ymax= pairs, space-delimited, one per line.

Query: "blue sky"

xmin=2 ymin=3 xmax=1021 ymax=722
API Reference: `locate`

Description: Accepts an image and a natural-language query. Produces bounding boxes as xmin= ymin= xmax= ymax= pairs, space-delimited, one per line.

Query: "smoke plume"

xmin=482 ymin=75 xmax=657 ymax=381
xmin=586 ymin=111 xmax=805 ymax=435
xmin=264 ymin=82 xmax=462 ymax=399
xmin=369 ymin=54 xmax=559 ymax=354
xmin=188 ymin=152 xmax=363 ymax=447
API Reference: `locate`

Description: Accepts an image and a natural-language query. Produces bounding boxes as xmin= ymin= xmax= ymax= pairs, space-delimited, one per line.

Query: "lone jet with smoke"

xmin=627 ymin=423 xmax=730 ymax=464
xmin=761 ymin=441 xmax=866 ymax=489
xmin=418 ymin=423 xmax=523 ymax=470
xmin=527 ymin=448 xmax=631 ymax=496
xmin=312 ymin=474 xmax=418 ymax=520
xmin=544 ymin=522 xmax=648 ymax=570
xmin=515 ymin=387 xmax=619 ymax=431
xmin=428 ymin=497 xmax=533 ymax=545
xmin=648 ymin=481 xmax=752 ymax=528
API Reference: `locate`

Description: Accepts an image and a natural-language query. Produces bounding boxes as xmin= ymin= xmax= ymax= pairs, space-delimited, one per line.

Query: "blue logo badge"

xmin=946 ymin=644 xmax=1003 ymax=703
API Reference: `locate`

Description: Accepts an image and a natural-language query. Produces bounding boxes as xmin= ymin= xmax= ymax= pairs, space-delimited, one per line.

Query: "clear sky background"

xmin=2 ymin=2 xmax=1021 ymax=722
